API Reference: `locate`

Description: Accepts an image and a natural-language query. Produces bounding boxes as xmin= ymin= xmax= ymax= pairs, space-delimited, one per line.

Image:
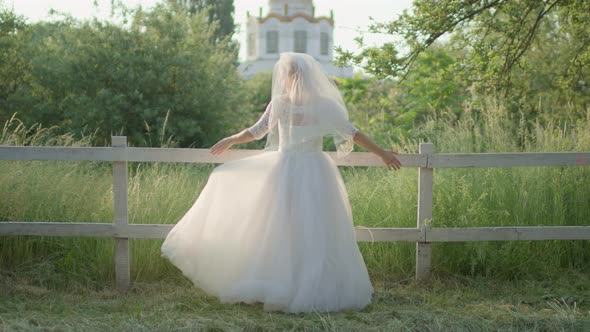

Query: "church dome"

xmin=240 ymin=0 xmax=352 ymax=78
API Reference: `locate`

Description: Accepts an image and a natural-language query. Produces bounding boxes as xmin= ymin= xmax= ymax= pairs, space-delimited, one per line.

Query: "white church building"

xmin=239 ymin=0 xmax=353 ymax=78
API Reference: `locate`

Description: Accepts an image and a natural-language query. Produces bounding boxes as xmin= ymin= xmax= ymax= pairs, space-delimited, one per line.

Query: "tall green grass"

xmin=1 ymin=104 xmax=589 ymax=289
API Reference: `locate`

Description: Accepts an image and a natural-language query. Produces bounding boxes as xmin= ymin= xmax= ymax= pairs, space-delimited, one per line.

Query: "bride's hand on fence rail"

xmin=380 ymin=150 xmax=401 ymax=170
xmin=210 ymin=137 xmax=235 ymax=155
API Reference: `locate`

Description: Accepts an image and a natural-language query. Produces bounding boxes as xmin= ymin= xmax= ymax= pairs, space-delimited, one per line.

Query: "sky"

xmin=5 ymin=0 xmax=413 ymax=61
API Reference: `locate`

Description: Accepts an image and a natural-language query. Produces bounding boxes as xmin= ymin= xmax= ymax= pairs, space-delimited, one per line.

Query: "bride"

xmin=161 ymin=52 xmax=401 ymax=313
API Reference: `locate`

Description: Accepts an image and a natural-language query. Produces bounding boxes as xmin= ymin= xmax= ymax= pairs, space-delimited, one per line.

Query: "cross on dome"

xmin=269 ymin=0 xmax=314 ymax=16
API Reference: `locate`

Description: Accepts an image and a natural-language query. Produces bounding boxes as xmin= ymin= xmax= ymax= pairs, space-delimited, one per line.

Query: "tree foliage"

xmin=336 ymin=46 xmax=467 ymax=146
xmin=0 ymin=3 xmax=244 ymax=147
xmin=174 ymin=0 xmax=235 ymax=43
xmin=337 ymin=75 xmax=402 ymax=145
xmin=337 ymin=0 xmax=590 ymax=123
xmin=337 ymin=1 xmax=589 ymax=87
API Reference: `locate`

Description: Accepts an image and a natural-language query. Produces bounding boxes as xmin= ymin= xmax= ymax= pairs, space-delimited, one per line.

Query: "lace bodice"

xmin=247 ymin=102 xmax=358 ymax=152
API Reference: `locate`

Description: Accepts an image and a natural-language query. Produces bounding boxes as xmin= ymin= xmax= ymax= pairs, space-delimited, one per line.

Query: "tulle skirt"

xmin=161 ymin=150 xmax=373 ymax=313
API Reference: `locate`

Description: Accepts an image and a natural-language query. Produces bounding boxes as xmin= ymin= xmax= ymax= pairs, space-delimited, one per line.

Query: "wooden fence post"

xmin=416 ymin=142 xmax=434 ymax=282
xmin=112 ymin=136 xmax=130 ymax=291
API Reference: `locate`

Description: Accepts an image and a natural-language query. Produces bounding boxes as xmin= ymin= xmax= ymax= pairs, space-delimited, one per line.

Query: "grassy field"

xmin=1 ymin=106 xmax=589 ymax=330
xmin=2 ymin=272 xmax=589 ymax=331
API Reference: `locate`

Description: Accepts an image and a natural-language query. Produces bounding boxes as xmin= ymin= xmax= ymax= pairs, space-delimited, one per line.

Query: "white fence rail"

xmin=1 ymin=137 xmax=589 ymax=290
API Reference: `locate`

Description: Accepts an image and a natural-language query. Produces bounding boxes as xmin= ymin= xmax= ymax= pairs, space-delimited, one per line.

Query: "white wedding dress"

xmin=162 ymin=52 xmax=373 ymax=313
xmin=160 ymin=102 xmax=373 ymax=313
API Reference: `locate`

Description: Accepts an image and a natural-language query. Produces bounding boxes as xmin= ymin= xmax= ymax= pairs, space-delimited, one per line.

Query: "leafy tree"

xmin=234 ymin=72 xmax=273 ymax=149
xmin=0 ymin=3 xmax=244 ymax=147
xmin=0 ymin=9 xmax=29 ymax=117
xmin=173 ymin=0 xmax=235 ymax=43
xmin=239 ymin=72 xmax=272 ymax=119
xmin=337 ymin=0 xmax=590 ymax=127
xmin=397 ymin=45 xmax=467 ymax=123
xmin=337 ymin=47 xmax=467 ymax=146
xmin=337 ymin=0 xmax=590 ymax=92
xmin=337 ymin=75 xmax=403 ymax=145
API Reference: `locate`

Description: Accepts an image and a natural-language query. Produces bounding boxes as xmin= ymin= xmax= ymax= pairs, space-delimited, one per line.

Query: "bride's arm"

xmin=209 ymin=129 xmax=256 ymax=155
xmin=353 ymin=130 xmax=402 ymax=170
xmin=210 ymin=102 xmax=271 ymax=155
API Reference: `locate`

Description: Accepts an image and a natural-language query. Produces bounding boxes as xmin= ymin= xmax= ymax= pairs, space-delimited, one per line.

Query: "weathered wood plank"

xmin=416 ymin=143 xmax=434 ymax=282
xmin=431 ymin=152 xmax=590 ymax=168
xmin=112 ymin=136 xmax=130 ymax=292
xmin=0 ymin=222 xmax=177 ymax=239
xmin=127 ymin=148 xmax=262 ymax=164
xmin=3 ymin=222 xmax=589 ymax=242
xmin=0 ymin=146 xmax=124 ymax=161
xmin=125 ymin=148 xmax=425 ymax=167
xmin=355 ymin=227 xmax=423 ymax=242
xmin=427 ymin=226 xmax=590 ymax=242
xmin=0 ymin=146 xmax=425 ymax=167
xmin=324 ymin=151 xmax=425 ymax=167
xmin=0 ymin=222 xmax=422 ymax=241
xmin=0 ymin=222 xmax=117 ymax=237
xmin=0 ymin=222 xmax=176 ymax=238
xmin=114 ymin=224 xmax=174 ymax=239
xmin=3 ymin=147 xmax=589 ymax=169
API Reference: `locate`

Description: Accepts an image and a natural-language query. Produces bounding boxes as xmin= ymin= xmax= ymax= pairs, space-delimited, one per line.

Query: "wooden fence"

xmin=1 ymin=136 xmax=590 ymax=290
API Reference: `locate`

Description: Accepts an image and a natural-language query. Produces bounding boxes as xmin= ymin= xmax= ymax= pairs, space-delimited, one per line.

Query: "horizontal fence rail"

xmin=0 ymin=146 xmax=428 ymax=167
xmin=2 ymin=222 xmax=589 ymax=242
xmin=0 ymin=221 xmax=590 ymax=242
xmin=0 ymin=222 xmax=425 ymax=241
xmin=1 ymin=137 xmax=589 ymax=290
xmin=430 ymin=152 xmax=590 ymax=168
xmin=2 ymin=146 xmax=589 ymax=167
xmin=425 ymin=226 xmax=590 ymax=242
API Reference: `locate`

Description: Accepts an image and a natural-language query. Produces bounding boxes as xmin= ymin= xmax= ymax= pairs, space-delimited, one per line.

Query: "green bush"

xmin=0 ymin=3 xmax=244 ymax=148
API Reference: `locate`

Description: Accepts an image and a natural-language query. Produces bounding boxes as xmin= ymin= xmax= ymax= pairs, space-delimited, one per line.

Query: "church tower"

xmin=240 ymin=0 xmax=353 ymax=78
